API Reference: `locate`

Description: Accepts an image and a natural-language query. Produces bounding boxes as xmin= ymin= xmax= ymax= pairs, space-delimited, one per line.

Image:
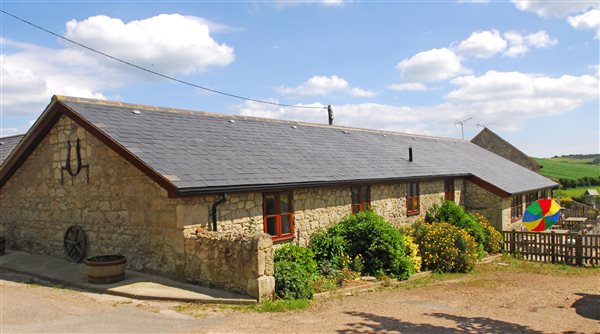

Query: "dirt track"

xmin=2 ymin=260 xmax=599 ymax=333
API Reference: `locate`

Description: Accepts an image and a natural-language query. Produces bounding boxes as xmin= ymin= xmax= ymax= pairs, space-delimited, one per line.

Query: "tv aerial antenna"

xmin=455 ymin=117 xmax=472 ymax=140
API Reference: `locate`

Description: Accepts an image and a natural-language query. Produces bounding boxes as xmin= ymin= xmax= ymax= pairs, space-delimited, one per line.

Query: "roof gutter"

xmin=176 ymin=173 xmax=472 ymax=197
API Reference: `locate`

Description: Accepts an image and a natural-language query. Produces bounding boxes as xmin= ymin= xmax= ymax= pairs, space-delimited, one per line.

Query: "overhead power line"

xmin=0 ymin=9 xmax=326 ymax=110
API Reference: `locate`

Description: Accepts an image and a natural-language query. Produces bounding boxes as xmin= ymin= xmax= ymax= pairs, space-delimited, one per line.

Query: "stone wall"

xmin=464 ymin=180 xmax=506 ymax=230
xmin=371 ymin=179 xmax=463 ymax=228
xmin=183 ymin=232 xmax=274 ymax=301
xmin=0 ymin=116 xmax=184 ymax=277
xmin=191 ymin=178 xmax=464 ymax=244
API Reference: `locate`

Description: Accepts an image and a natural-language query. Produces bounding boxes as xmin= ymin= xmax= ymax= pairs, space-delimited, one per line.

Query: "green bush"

xmin=472 ymin=213 xmax=503 ymax=254
xmin=414 ymin=222 xmax=478 ymax=273
xmin=273 ymin=261 xmax=314 ymax=300
xmin=309 ymin=230 xmax=347 ymax=269
xmin=274 ymin=244 xmax=317 ymax=277
xmin=332 ymin=211 xmax=416 ymax=279
xmin=426 ymin=201 xmax=486 ymax=258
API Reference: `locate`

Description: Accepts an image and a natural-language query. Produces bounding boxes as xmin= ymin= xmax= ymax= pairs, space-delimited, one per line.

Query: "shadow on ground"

xmin=339 ymin=311 xmax=544 ymax=333
xmin=571 ymin=293 xmax=600 ymax=321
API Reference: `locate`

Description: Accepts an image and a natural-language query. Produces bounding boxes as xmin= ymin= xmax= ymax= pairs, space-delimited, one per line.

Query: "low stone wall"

xmin=183 ymin=232 xmax=274 ymax=301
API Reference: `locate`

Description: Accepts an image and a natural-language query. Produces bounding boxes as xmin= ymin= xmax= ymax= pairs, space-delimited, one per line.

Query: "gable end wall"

xmin=0 ymin=115 xmax=184 ymax=276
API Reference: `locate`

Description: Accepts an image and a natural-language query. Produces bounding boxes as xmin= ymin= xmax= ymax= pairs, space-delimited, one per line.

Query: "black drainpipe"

xmin=409 ymin=146 xmax=413 ymax=162
xmin=210 ymin=193 xmax=228 ymax=232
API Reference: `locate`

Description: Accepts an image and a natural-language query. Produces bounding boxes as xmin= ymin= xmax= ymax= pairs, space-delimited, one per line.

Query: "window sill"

xmin=271 ymin=234 xmax=295 ymax=243
xmin=407 ymin=211 xmax=420 ymax=217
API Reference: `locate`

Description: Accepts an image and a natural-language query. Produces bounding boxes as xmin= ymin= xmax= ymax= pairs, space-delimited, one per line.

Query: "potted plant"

xmin=85 ymin=255 xmax=127 ymax=284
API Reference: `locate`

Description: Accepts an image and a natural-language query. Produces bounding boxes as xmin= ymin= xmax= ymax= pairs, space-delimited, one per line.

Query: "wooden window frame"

xmin=406 ymin=182 xmax=420 ymax=216
xmin=351 ymin=185 xmax=371 ymax=213
xmin=525 ymin=192 xmax=537 ymax=207
xmin=444 ymin=178 xmax=455 ymax=202
xmin=262 ymin=192 xmax=294 ymax=241
xmin=510 ymin=194 xmax=523 ymax=222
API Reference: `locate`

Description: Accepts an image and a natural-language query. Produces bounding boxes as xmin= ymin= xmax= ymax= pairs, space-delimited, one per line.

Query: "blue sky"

xmin=1 ymin=1 xmax=598 ymax=157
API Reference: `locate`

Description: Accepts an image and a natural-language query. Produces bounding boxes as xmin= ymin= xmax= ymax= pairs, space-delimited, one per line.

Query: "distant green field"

xmin=554 ymin=186 xmax=600 ymax=199
xmin=535 ymin=158 xmax=600 ymax=180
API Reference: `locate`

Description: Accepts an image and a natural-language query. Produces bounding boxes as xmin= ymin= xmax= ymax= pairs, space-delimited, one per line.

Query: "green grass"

xmin=535 ymin=157 xmax=600 ymax=180
xmin=554 ymin=186 xmax=600 ymax=199
xmin=248 ymin=299 xmax=310 ymax=312
xmin=488 ymin=254 xmax=600 ymax=276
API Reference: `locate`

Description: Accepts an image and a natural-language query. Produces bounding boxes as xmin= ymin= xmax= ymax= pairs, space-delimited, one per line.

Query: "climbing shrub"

xmin=274 ymin=244 xmax=318 ymax=277
xmin=414 ymin=221 xmax=478 ymax=273
xmin=472 ymin=213 xmax=503 ymax=254
xmin=314 ymin=211 xmax=416 ymax=279
xmin=426 ymin=201 xmax=486 ymax=258
xmin=309 ymin=230 xmax=347 ymax=270
xmin=274 ymin=261 xmax=314 ymax=300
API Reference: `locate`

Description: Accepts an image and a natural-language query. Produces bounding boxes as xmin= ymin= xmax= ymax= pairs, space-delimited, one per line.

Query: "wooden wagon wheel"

xmin=63 ymin=225 xmax=87 ymax=263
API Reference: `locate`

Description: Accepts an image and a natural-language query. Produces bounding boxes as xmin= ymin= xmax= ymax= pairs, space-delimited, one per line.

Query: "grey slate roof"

xmin=0 ymin=134 xmax=24 ymax=166
xmin=56 ymin=97 xmax=557 ymax=196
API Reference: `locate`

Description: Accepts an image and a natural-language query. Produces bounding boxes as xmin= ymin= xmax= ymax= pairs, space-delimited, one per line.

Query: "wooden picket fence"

xmin=502 ymin=231 xmax=600 ymax=266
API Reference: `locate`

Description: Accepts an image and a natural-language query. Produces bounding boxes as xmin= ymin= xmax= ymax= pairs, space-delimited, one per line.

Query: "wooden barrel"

xmin=85 ymin=255 xmax=127 ymax=284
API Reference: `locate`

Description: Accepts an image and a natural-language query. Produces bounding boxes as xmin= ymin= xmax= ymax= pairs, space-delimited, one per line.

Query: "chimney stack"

xmin=327 ymin=105 xmax=333 ymax=125
xmin=409 ymin=146 xmax=413 ymax=162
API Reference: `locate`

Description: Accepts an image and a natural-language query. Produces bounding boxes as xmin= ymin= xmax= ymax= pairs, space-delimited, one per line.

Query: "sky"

xmin=1 ymin=0 xmax=598 ymax=158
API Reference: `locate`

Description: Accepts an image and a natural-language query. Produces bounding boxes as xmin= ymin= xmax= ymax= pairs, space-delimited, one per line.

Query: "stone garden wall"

xmin=183 ymin=232 xmax=274 ymax=301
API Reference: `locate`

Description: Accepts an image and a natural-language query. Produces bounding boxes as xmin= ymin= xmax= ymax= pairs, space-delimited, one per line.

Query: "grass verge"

xmin=248 ymin=299 xmax=310 ymax=312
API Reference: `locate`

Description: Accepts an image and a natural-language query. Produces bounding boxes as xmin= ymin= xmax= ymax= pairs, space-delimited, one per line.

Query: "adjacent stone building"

xmin=0 ymin=96 xmax=557 ymax=298
xmin=0 ymin=134 xmax=24 ymax=165
xmin=471 ymin=127 xmax=542 ymax=172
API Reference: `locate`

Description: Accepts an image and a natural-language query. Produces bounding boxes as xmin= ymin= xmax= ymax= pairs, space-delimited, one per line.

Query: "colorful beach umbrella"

xmin=522 ymin=198 xmax=561 ymax=232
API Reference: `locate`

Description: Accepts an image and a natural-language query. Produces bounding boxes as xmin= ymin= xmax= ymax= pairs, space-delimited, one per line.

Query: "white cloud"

xmin=456 ymin=30 xmax=507 ymax=58
xmin=397 ymin=48 xmax=464 ymax=82
xmin=503 ymin=30 xmax=557 ymax=57
xmin=240 ymin=68 xmax=599 ymax=137
xmin=525 ymin=30 xmax=559 ymax=47
xmin=276 ymin=75 xmax=377 ymax=97
xmin=447 ymin=71 xmax=599 ymax=120
xmin=386 ymin=82 xmax=427 ymax=92
xmin=348 ymin=87 xmax=378 ymax=97
xmin=1 ymin=42 xmax=108 ymax=116
xmin=1 ymin=14 xmax=234 ymax=117
xmin=387 ymin=83 xmax=428 ymax=91
xmin=511 ymin=0 xmax=598 ymax=17
xmin=568 ymin=9 xmax=600 ymax=38
xmin=64 ymin=14 xmax=234 ymax=75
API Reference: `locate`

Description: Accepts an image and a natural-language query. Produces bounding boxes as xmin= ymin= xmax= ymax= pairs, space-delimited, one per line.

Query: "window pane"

xmin=352 ymin=204 xmax=360 ymax=213
xmin=360 ymin=186 xmax=369 ymax=203
xmin=266 ymin=217 xmax=277 ymax=236
xmin=280 ymin=193 xmax=290 ymax=214
xmin=265 ymin=195 xmax=276 ymax=215
xmin=413 ymin=183 xmax=418 ymax=195
xmin=351 ymin=187 xmax=359 ymax=205
xmin=406 ymin=184 xmax=412 ymax=197
xmin=414 ymin=197 xmax=420 ymax=210
xmin=281 ymin=215 xmax=291 ymax=234
xmin=407 ymin=198 xmax=413 ymax=211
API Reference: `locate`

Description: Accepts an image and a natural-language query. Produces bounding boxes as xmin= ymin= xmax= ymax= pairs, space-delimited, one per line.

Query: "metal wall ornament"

xmin=60 ymin=138 xmax=90 ymax=185
xmin=64 ymin=225 xmax=87 ymax=263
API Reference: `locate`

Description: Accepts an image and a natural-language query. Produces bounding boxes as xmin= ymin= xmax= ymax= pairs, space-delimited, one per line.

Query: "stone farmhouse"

xmin=472 ymin=127 xmax=542 ymax=172
xmin=0 ymin=96 xmax=556 ymax=299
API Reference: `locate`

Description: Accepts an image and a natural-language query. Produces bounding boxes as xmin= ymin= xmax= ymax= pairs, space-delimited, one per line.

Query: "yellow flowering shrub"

xmin=404 ymin=235 xmax=422 ymax=273
xmin=472 ymin=213 xmax=503 ymax=254
xmin=417 ymin=222 xmax=477 ymax=273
